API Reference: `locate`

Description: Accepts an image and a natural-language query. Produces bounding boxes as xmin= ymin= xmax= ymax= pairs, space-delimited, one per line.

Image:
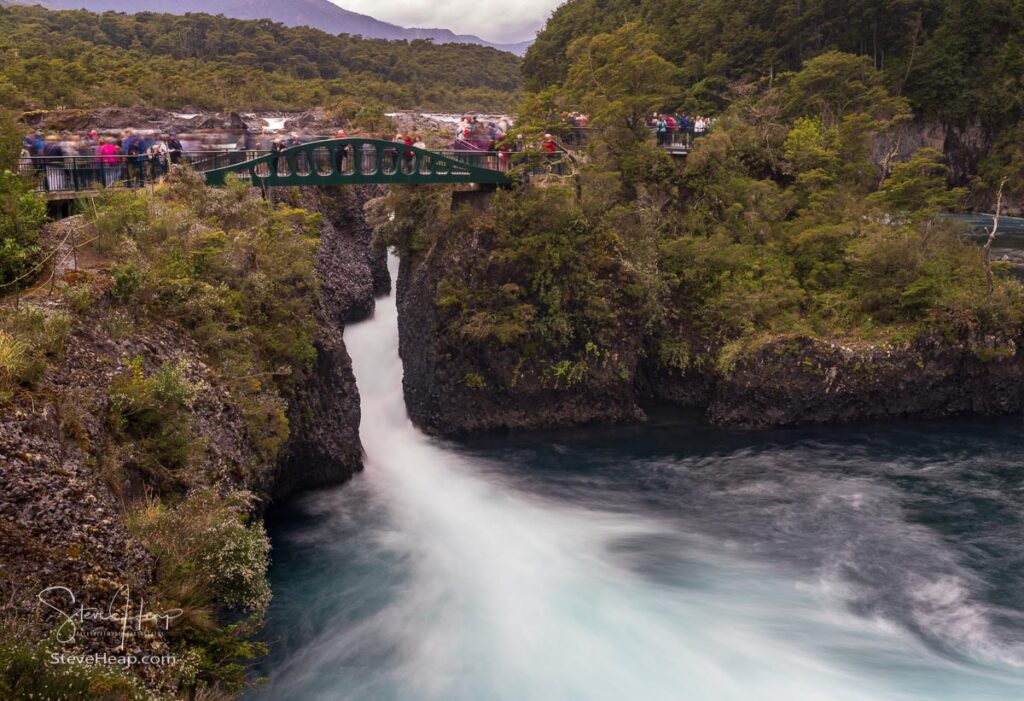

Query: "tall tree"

xmin=565 ymin=22 xmax=679 ymax=137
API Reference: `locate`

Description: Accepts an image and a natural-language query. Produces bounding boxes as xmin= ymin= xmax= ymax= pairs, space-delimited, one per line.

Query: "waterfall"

xmin=250 ymin=254 xmax=1024 ymax=700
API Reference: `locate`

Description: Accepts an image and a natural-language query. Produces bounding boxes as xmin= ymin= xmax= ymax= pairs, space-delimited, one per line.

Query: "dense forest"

xmin=523 ymin=0 xmax=1024 ymax=135
xmin=384 ymin=1 xmax=1024 ymax=424
xmin=0 ymin=5 xmax=523 ymax=111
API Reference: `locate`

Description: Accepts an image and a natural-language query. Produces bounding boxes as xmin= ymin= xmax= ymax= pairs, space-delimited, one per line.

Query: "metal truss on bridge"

xmin=202 ymin=139 xmax=513 ymax=188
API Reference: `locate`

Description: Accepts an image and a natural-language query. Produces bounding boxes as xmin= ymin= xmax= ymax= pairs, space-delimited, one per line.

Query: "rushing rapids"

xmin=249 ymin=255 xmax=1024 ymax=700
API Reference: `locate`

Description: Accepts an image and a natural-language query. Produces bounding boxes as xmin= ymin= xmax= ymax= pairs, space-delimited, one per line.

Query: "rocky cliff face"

xmin=631 ymin=331 xmax=1024 ymax=428
xmin=705 ymin=335 xmax=1024 ymax=426
xmin=269 ymin=186 xmax=385 ymax=499
xmin=394 ymin=198 xmax=1024 ymax=435
xmin=271 ymin=328 xmax=363 ymax=501
xmin=396 ymin=229 xmax=644 ymax=436
xmin=891 ymin=120 xmax=1022 ymax=215
xmin=0 ymin=294 xmax=276 ymax=691
xmin=0 ymin=186 xmax=381 ymax=691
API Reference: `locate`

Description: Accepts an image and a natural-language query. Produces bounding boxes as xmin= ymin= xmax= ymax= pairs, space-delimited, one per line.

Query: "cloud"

xmin=330 ymin=0 xmax=562 ymax=44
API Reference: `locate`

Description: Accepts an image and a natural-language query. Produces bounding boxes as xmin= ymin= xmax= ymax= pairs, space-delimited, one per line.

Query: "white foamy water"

xmin=250 ymin=254 xmax=1024 ymax=700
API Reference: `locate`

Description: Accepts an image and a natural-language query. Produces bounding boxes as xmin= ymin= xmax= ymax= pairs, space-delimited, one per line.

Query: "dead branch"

xmin=983 ymin=177 xmax=1008 ymax=299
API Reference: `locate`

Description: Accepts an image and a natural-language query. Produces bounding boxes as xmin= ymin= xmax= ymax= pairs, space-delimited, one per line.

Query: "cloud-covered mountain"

xmin=33 ymin=0 xmax=532 ymax=54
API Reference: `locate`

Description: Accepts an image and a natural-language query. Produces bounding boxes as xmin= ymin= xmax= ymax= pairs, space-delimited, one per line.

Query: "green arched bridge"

xmin=25 ymin=138 xmax=519 ymax=199
xmin=203 ymin=138 xmax=513 ymax=187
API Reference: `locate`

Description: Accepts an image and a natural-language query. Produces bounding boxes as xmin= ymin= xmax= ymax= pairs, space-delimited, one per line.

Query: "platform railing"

xmin=19 ymin=151 xmax=265 ymax=193
xmin=18 ymin=141 xmax=580 ymax=193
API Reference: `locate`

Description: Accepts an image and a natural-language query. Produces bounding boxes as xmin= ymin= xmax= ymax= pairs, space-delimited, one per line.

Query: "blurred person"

xmin=334 ymin=129 xmax=350 ymax=173
xmin=98 ymin=137 xmax=122 ymax=187
xmin=270 ymin=138 xmax=286 ymax=176
xmin=167 ymin=131 xmax=183 ymax=165
xmin=42 ymin=134 xmax=65 ymax=191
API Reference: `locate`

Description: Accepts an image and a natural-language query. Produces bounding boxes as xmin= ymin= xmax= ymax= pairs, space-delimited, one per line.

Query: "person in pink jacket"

xmin=97 ymin=138 xmax=122 ymax=188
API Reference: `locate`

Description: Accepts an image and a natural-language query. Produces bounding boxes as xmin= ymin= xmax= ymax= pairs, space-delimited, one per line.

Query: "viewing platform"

xmin=21 ymin=132 xmax=696 ymax=199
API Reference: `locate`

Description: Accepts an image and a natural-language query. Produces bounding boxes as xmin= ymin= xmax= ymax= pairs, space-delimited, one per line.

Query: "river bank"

xmin=0 ymin=179 xmax=379 ymax=697
xmin=386 ymin=185 xmax=1024 ymax=436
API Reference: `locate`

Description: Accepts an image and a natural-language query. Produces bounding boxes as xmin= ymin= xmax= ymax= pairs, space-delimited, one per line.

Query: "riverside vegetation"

xmin=0 ymin=126 xmax=328 ymax=697
xmin=383 ymin=14 xmax=1024 ymax=432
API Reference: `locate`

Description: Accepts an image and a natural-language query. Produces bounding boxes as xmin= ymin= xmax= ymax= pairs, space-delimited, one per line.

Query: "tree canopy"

xmin=0 ymin=5 xmax=523 ymax=112
xmin=523 ymin=0 xmax=1024 ymax=134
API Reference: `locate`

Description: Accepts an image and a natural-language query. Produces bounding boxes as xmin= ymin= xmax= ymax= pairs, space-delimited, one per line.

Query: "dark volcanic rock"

xmin=0 ymin=293 xmax=260 ymax=691
xmin=706 ymin=335 xmax=1024 ymax=427
xmin=0 ymin=186 xmax=381 ymax=694
xmin=271 ymin=185 xmax=385 ymax=499
xmin=636 ymin=356 xmax=715 ymax=409
xmin=396 ymin=234 xmax=643 ymax=436
xmin=275 ymin=186 xmax=389 ymax=323
xmin=272 ymin=330 xmax=362 ymax=501
xmin=397 ymin=215 xmax=1024 ymax=433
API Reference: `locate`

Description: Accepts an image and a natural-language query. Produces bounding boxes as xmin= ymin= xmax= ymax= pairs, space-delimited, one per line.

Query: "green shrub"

xmin=129 ymin=488 xmax=271 ymax=618
xmin=0 ymin=169 xmax=46 ymax=290
xmin=237 ymin=390 xmax=291 ymax=465
xmin=546 ymin=358 xmax=590 ymax=388
xmin=83 ymin=190 xmax=150 ymax=253
xmin=61 ymin=281 xmax=97 ymax=313
xmin=0 ymin=330 xmax=28 ymax=399
xmin=0 ymin=109 xmax=21 ymax=173
xmin=0 ymin=306 xmax=70 ymax=399
xmin=0 ymin=643 xmax=148 ymax=701
xmin=462 ymin=372 xmax=487 ymax=389
xmin=435 ymin=186 xmax=642 ymax=363
xmin=111 ymin=262 xmax=144 ymax=304
xmin=128 ymin=488 xmax=271 ymax=693
xmin=108 ymin=357 xmax=201 ymax=475
xmin=350 ymin=103 xmax=397 ymax=134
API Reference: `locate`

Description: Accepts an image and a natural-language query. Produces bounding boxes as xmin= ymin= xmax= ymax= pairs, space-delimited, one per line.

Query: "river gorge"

xmin=5 ymin=0 xmax=1024 ymax=697
xmin=247 ymin=256 xmax=1024 ymax=700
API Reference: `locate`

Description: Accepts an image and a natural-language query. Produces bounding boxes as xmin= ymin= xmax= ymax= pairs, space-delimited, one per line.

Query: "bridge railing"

xmin=18 ymin=130 xmax=704 ymax=195
xmin=202 ymin=139 xmax=514 ymax=186
xmin=18 ymin=140 xmax=578 ymax=192
xmin=20 ymin=151 xmax=263 ymax=193
xmin=547 ymin=126 xmax=703 ymax=152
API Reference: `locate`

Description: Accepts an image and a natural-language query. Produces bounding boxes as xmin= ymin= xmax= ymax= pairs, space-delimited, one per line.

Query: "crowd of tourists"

xmin=562 ymin=112 xmax=590 ymax=147
xmin=447 ymin=116 xmax=518 ymax=170
xmin=453 ymin=115 xmax=512 ymax=150
xmin=15 ymin=109 xmax=717 ymax=192
xmin=550 ymin=110 xmax=714 ymax=148
xmin=649 ymin=113 xmax=714 ymax=146
xmin=20 ymin=129 xmax=185 ymax=190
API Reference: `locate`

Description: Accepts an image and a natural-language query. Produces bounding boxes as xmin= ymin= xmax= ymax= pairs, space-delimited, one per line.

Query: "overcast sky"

xmin=331 ymin=0 xmax=563 ymax=43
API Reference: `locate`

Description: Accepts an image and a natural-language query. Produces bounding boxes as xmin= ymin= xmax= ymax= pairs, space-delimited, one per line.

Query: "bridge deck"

xmin=20 ymin=134 xmax=693 ymax=195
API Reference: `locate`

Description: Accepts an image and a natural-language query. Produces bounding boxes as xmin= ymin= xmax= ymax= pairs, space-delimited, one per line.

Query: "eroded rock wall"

xmin=395 ymin=225 xmax=643 ymax=436
xmin=270 ymin=185 xmax=386 ymax=499
xmin=706 ymin=335 xmax=1024 ymax=426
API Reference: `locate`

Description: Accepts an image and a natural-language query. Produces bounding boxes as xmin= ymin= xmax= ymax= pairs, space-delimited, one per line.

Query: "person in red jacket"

xmin=401 ymin=134 xmax=416 ymax=171
xmin=542 ymin=134 xmax=557 ymax=156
